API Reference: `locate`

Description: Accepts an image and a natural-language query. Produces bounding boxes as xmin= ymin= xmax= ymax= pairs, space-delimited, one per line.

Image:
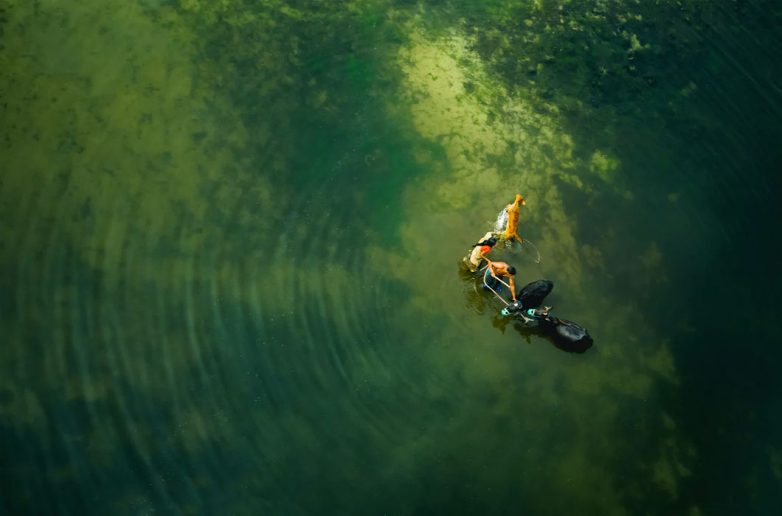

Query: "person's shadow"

xmin=458 ymin=264 xmax=495 ymax=315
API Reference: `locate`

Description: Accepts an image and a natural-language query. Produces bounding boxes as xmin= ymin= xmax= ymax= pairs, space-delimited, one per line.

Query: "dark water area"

xmin=2 ymin=1 xmax=781 ymax=514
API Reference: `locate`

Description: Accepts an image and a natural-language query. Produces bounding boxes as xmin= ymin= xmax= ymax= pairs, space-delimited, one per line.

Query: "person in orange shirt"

xmin=502 ymin=194 xmax=526 ymax=242
xmin=463 ymin=232 xmax=497 ymax=272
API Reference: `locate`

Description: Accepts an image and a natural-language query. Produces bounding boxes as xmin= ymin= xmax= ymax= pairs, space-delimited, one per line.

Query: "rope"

xmin=498 ymin=235 xmax=542 ymax=264
xmin=521 ymin=238 xmax=542 ymax=264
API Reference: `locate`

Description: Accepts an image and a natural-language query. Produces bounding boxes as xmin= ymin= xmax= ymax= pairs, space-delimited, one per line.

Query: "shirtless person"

xmin=485 ymin=258 xmax=518 ymax=302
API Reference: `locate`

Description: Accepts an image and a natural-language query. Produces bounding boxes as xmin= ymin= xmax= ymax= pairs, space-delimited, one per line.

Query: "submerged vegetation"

xmin=1 ymin=0 xmax=780 ymax=514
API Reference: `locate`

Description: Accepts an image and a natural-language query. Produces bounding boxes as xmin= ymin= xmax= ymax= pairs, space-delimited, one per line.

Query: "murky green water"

xmin=2 ymin=1 xmax=781 ymax=514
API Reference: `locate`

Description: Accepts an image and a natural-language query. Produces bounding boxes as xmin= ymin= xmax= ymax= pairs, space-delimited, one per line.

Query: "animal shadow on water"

xmin=491 ymin=312 xmax=593 ymax=354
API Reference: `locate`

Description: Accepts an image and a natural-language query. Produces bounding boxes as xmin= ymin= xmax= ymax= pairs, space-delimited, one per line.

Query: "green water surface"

xmin=1 ymin=1 xmax=781 ymax=514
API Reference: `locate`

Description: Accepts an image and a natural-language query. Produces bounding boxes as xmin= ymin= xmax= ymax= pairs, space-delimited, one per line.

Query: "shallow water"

xmin=1 ymin=1 xmax=781 ymax=514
